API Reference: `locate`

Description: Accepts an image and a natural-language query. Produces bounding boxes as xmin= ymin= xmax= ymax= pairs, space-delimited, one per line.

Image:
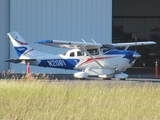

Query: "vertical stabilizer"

xmin=7 ymin=31 xmax=33 ymax=57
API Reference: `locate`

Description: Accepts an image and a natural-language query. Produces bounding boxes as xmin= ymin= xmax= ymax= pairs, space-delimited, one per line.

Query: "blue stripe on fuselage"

xmin=38 ymin=59 xmax=80 ymax=69
xmin=104 ymin=50 xmax=134 ymax=60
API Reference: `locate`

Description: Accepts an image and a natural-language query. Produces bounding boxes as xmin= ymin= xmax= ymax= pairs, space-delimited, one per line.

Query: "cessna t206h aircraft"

xmin=5 ymin=31 xmax=156 ymax=79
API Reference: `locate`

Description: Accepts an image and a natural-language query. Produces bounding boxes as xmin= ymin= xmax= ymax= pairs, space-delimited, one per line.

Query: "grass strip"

xmin=0 ymin=80 xmax=160 ymax=120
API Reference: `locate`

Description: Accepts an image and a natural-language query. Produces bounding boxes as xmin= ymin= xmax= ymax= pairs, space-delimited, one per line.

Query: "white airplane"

xmin=5 ymin=31 xmax=156 ymax=79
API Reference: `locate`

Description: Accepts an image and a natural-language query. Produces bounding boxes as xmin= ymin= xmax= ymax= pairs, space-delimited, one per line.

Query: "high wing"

xmin=112 ymin=41 xmax=156 ymax=50
xmin=34 ymin=40 xmax=102 ymax=49
xmin=35 ymin=39 xmax=156 ymax=50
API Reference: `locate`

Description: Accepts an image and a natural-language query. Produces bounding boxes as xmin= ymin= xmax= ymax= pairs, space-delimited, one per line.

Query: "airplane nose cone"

xmin=128 ymin=52 xmax=141 ymax=66
xmin=133 ymin=52 xmax=141 ymax=58
xmin=122 ymin=50 xmax=141 ymax=60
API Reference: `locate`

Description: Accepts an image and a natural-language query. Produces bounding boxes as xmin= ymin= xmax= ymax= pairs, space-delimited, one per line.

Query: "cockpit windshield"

xmin=100 ymin=44 xmax=117 ymax=54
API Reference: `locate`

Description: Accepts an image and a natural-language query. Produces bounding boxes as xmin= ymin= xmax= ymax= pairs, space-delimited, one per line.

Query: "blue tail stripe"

xmin=14 ymin=47 xmax=27 ymax=57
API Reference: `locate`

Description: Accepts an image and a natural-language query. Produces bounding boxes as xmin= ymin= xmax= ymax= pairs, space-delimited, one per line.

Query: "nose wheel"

xmin=114 ymin=71 xmax=128 ymax=80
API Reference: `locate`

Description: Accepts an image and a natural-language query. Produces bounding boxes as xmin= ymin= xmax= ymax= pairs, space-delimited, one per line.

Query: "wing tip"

xmin=34 ymin=40 xmax=53 ymax=44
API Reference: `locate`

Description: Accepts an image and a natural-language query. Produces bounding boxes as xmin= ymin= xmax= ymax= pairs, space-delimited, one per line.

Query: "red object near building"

xmin=27 ymin=62 xmax=31 ymax=79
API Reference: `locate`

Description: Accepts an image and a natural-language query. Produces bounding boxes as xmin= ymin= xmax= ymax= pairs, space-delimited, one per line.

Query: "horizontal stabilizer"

xmin=4 ymin=58 xmax=36 ymax=63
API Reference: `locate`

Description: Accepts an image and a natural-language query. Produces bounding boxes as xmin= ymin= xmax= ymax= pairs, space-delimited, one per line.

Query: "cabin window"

xmin=87 ymin=49 xmax=99 ymax=55
xmin=77 ymin=51 xmax=84 ymax=56
xmin=70 ymin=52 xmax=75 ymax=57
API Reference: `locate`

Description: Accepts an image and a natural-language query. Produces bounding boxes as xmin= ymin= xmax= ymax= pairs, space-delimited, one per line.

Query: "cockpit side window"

xmin=87 ymin=49 xmax=99 ymax=55
xmin=77 ymin=51 xmax=84 ymax=56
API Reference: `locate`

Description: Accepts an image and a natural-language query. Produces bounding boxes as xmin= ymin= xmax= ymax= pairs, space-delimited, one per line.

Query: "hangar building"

xmin=0 ymin=0 xmax=160 ymax=74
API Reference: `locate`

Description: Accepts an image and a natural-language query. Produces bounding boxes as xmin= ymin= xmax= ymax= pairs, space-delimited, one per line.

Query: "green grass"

xmin=0 ymin=80 xmax=160 ymax=120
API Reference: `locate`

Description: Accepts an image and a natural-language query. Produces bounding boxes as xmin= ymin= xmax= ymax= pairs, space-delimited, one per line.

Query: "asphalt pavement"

xmin=126 ymin=67 xmax=158 ymax=78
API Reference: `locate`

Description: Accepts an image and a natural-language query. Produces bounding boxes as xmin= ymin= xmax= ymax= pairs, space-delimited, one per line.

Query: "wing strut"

xmin=80 ymin=45 xmax=103 ymax=68
xmin=91 ymin=39 xmax=97 ymax=44
xmin=81 ymin=38 xmax=86 ymax=43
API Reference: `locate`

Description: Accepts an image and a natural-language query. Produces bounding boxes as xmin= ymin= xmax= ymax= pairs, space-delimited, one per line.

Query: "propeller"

xmin=132 ymin=33 xmax=146 ymax=67
xmin=135 ymin=36 xmax=137 ymax=52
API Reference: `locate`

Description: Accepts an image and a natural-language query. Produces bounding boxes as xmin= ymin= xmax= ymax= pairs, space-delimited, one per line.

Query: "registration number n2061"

xmin=47 ymin=60 xmax=66 ymax=67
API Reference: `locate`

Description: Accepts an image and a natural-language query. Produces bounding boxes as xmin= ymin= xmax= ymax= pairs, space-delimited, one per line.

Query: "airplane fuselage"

xmin=7 ymin=31 xmax=155 ymax=79
xmin=24 ymin=49 xmax=134 ymax=72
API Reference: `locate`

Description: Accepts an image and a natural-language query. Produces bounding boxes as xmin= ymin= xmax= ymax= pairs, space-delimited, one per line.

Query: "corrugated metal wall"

xmin=0 ymin=0 xmax=10 ymax=73
xmin=9 ymin=0 xmax=112 ymax=73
